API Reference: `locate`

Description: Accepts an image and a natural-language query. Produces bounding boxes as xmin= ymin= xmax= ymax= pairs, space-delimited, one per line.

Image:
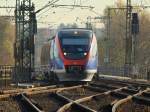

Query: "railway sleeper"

xmin=98 ymin=100 xmax=118 ymax=112
xmin=14 ymin=93 xmax=44 ymax=112
xmin=86 ymin=86 xmax=108 ymax=93
xmin=98 ymin=78 xmax=129 ymax=86
xmin=142 ymin=92 xmax=150 ymax=98
xmin=118 ymin=80 xmax=150 ymax=89
xmin=121 ymin=88 xmax=139 ymax=95
xmin=110 ymin=91 xmax=130 ymax=99
xmin=90 ymin=83 xmax=118 ymax=90
xmin=71 ymin=103 xmax=96 ymax=112
xmin=132 ymin=96 xmax=150 ymax=106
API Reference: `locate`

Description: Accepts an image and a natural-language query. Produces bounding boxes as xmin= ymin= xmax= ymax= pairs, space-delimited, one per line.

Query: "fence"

xmin=98 ymin=66 xmax=149 ymax=80
xmin=0 ymin=65 xmax=14 ymax=88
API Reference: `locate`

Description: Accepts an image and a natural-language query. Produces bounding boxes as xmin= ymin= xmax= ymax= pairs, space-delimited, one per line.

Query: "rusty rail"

xmin=112 ymin=88 xmax=150 ymax=112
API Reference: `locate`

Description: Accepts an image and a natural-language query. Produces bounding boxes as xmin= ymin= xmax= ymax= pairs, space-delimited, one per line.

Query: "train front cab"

xmin=50 ymin=29 xmax=98 ymax=82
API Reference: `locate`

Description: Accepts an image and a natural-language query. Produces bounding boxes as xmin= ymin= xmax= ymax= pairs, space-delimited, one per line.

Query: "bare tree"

xmin=0 ymin=17 xmax=15 ymax=65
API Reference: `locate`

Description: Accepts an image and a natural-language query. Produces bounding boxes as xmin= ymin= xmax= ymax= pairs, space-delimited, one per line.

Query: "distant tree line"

xmin=98 ymin=0 xmax=150 ymax=74
xmin=57 ymin=23 xmax=78 ymax=29
xmin=0 ymin=17 xmax=15 ymax=65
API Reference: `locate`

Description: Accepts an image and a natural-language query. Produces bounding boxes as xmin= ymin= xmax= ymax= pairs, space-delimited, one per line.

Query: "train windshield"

xmin=62 ymin=38 xmax=89 ymax=45
xmin=58 ymin=30 xmax=92 ymax=60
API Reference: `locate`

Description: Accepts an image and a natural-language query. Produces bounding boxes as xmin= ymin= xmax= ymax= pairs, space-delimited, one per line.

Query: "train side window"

xmin=92 ymin=43 xmax=97 ymax=57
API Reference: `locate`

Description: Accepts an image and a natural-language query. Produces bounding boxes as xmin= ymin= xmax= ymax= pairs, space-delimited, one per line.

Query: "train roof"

xmin=58 ymin=28 xmax=93 ymax=32
xmin=48 ymin=28 xmax=93 ymax=41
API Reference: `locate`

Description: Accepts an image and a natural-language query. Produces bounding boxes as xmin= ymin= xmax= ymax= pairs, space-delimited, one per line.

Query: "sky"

xmin=34 ymin=0 xmax=115 ymax=27
xmin=0 ymin=0 xmax=149 ymax=28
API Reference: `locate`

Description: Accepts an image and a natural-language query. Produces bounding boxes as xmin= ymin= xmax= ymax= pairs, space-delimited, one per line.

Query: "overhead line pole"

xmin=107 ymin=2 xmax=132 ymax=76
xmin=15 ymin=0 xmax=36 ymax=82
xmin=125 ymin=0 xmax=132 ymax=77
xmin=106 ymin=3 xmax=150 ymax=77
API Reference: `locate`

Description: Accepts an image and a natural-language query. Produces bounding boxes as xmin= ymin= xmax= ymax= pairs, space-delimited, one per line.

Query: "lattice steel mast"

xmin=15 ymin=0 xmax=36 ymax=82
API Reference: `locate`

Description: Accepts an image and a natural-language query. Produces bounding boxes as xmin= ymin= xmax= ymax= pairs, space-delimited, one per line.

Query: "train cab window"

xmin=58 ymin=30 xmax=93 ymax=60
xmin=62 ymin=38 xmax=89 ymax=52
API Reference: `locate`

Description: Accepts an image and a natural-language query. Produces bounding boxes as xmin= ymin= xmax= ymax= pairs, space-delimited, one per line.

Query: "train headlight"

xmin=84 ymin=53 xmax=87 ymax=56
xmin=64 ymin=52 xmax=67 ymax=56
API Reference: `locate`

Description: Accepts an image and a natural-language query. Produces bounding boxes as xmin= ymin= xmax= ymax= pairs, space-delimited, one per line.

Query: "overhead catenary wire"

xmin=35 ymin=0 xmax=95 ymax=26
xmin=35 ymin=0 xmax=60 ymax=14
xmin=36 ymin=0 xmax=94 ymax=23
xmin=37 ymin=7 xmax=53 ymax=18
xmin=35 ymin=0 xmax=94 ymax=14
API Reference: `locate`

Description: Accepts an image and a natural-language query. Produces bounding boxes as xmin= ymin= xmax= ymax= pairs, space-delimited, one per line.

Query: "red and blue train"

xmin=48 ymin=28 xmax=98 ymax=82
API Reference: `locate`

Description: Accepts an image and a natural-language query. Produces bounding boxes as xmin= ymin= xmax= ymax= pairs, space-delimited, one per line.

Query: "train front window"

xmin=62 ymin=38 xmax=89 ymax=53
xmin=58 ymin=30 xmax=92 ymax=60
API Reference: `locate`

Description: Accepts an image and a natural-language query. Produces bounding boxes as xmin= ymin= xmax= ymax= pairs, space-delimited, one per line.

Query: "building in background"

xmin=34 ymin=28 xmax=56 ymax=67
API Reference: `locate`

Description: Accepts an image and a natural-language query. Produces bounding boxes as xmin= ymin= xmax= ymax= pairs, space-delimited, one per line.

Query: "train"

xmin=41 ymin=28 xmax=98 ymax=82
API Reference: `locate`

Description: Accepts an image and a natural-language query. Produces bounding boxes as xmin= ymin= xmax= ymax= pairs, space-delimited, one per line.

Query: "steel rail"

xmin=98 ymin=77 xmax=150 ymax=88
xmin=57 ymin=87 xmax=127 ymax=112
xmin=112 ymin=88 xmax=150 ymax=112
xmin=0 ymin=85 xmax=83 ymax=99
xmin=20 ymin=93 xmax=44 ymax=112
xmin=0 ymin=85 xmax=57 ymax=94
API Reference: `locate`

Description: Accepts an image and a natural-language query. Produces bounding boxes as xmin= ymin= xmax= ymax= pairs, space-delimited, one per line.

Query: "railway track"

xmin=57 ymin=85 xmax=108 ymax=100
xmin=113 ymin=89 xmax=150 ymax=112
xmin=0 ymin=85 xmax=83 ymax=112
xmin=24 ymin=86 xmax=83 ymax=112
xmin=0 ymin=77 xmax=149 ymax=112
xmin=98 ymin=76 xmax=150 ymax=89
xmin=57 ymin=87 xmax=125 ymax=112
xmin=0 ymin=97 xmax=20 ymax=112
xmin=58 ymin=87 xmax=150 ymax=112
xmin=13 ymin=84 xmax=117 ymax=112
xmin=56 ymin=78 xmax=150 ymax=112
